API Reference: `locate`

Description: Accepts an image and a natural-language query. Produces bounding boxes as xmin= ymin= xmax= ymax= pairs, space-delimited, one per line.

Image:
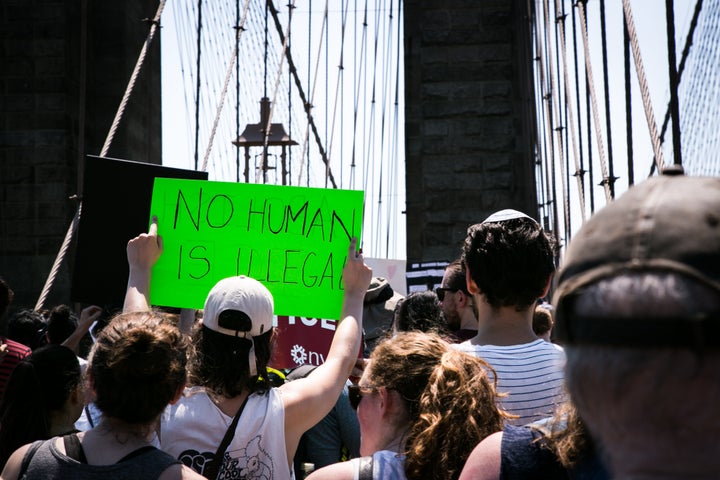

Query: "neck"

xmin=208 ymin=389 xmax=250 ymax=417
xmin=470 ymin=297 xmax=538 ymax=346
xmin=48 ymin=412 xmax=78 ymax=437
xmin=459 ymin=307 xmax=478 ymax=331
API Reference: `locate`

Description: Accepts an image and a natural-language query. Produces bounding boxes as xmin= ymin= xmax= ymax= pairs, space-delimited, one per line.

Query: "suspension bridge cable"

xmin=306 ymin=0 xmax=312 ymax=186
xmin=386 ymin=0 xmax=402 ymax=259
xmin=367 ymin=0 xmax=385 ymax=254
xmin=570 ymin=1 xmax=587 ymax=212
xmin=556 ymin=7 xmax=587 ymax=225
xmin=543 ymin=0 xmax=570 ymax=243
xmin=326 ymin=0 xmax=351 ymax=187
xmin=325 ymin=9 xmax=329 ymax=188
xmin=599 ymin=0 xmax=617 ymax=198
xmin=37 ymin=2 xmax=166 ymax=310
xmin=235 ymin=0 xmax=241 ymax=182
xmin=287 ymin=6 xmax=294 ymax=186
xmin=534 ymin=1 xmax=558 ymax=236
xmin=297 ymin=0 xmax=328 ymax=180
xmin=665 ymin=0 xmax=683 ymax=166
xmin=349 ymin=1 xmax=369 ymax=190
xmin=621 ymin=0 xmax=665 ymax=174
xmin=193 ymin=0 xmax=203 ymax=170
xmin=623 ymin=15 xmax=635 ymax=186
xmin=263 ymin=0 xmax=298 ymax=183
xmin=576 ymin=1 xmax=596 ymax=213
xmin=576 ymin=0 xmax=612 ymax=203
xmin=263 ymin=1 xmax=335 ymax=188
xmin=200 ymin=0 xmax=251 ymax=173
xmin=650 ymin=0 xmax=703 ymax=176
xmin=559 ymin=1 xmax=572 ymax=238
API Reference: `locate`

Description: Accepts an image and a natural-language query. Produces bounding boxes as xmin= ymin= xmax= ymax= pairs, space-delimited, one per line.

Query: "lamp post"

xmin=233 ymin=97 xmax=297 ymax=184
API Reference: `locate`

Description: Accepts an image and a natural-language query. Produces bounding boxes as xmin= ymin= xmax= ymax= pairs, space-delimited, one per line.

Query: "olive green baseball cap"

xmin=553 ymin=167 xmax=720 ymax=347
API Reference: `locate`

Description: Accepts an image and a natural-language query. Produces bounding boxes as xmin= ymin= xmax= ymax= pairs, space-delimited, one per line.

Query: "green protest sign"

xmin=149 ymin=178 xmax=364 ymax=319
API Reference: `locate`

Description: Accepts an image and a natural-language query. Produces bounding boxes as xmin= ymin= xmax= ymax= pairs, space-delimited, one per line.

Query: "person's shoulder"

xmin=305 ymin=456 xmax=356 ymax=480
xmin=2 ymin=337 xmax=31 ymax=357
xmin=451 ymin=341 xmax=475 ymax=353
xmin=458 ymin=432 xmax=503 ymax=480
xmin=0 ymin=441 xmax=42 ymax=480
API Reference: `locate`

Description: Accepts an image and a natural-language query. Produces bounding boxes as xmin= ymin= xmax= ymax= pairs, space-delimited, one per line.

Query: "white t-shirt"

xmin=453 ymin=339 xmax=566 ymax=425
xmin=160 ymin=386 xmax=292 ymax=479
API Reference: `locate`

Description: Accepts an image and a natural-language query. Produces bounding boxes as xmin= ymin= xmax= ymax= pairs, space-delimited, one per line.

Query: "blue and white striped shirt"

xmin=453 ymin=339 xmax=566 ymax=426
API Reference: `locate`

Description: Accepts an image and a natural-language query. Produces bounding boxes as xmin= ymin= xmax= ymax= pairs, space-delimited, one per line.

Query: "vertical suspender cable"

xmin=570 ymin=1 xmax=587 ymax=212
xmin=235 ymin=0 xmax=241 ymax=183
xmin=552 ymin=3 xmax=571 ymax=242
xmin=307 ymin=0 xmax=312 ymax=186
xmin=544 ymin=0 xmax=569 ymax=245
xmin=623 ymin=14 xmax=635 ymax=186
xmin=576 ymin=0 xmax=613 ymax=203
xmin=193 ymin=0 xmax=203 ymax=171
xmin=325 ymin=7 xmax=329 ymax=188
xmin=665 ymin=0 xmax=683 ymax=166
xmin=557 ymin=8 xmax=587 ymax=224
xmin=650 ymin=0 xmax=703 ymax=175
xmin=578 ymin=1 xmax=596 ymax=212
xmin=599 ymin=0 xmax=616 ymax=198
xmin=622 ymin=0 xmax=665 ymax=173
xmin=287 ymin=5 xmax=293 ymax=185
xmin=200 ymin=1 xmax=251 ymax=173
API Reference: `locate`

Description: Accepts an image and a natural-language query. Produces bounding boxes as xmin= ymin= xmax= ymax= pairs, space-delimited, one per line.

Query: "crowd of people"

xmin=0 ymin=167 xmax=718 ymax=479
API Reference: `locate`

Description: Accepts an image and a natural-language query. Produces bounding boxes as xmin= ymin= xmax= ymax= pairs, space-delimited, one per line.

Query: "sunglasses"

xmin=435 ymin=287 xmax=460 ymax=301
xmin=347 ymin=384 xmax=380 ymax=410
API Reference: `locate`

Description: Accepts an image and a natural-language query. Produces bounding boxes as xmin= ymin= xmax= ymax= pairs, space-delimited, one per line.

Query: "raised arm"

xmin=280 ymin=238 xmax=372 ymax=462
xmin=61 ymin=305 xmax=103 ymax=354
xmin=123 ymin=216 xmax=163 ymax=313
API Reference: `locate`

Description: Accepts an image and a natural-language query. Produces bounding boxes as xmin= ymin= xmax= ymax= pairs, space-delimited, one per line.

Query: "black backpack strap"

xmin=63 ymin=433 xmax=88 ymax=464
xmin=357 ymin=455 xmax=373 ymax=480
xmin=202 ymin=395 xmax=251 ymax=480
xmin=18 ymin=440 xmax=44 ymax=478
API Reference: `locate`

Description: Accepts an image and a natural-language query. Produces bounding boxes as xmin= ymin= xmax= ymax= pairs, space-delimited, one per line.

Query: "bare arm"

xmin=458 ymin=431 xmax=503 ymax=480
xmin=0 ymin=443 xmax=32 ymax=480
xmin=61 ymin=305 xmax=102 ymax=354
xmin=123 ymin=216 xmax=162 ymax=313
xmin=305 ymin=458 xmax=355 ymax=480
xmin=280 ymin=238 xmax=372 ymax=463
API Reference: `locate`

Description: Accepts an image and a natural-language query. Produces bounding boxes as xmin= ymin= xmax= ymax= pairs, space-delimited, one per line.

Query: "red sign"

xmin=270 ymin=316 xmax=346 ymax=370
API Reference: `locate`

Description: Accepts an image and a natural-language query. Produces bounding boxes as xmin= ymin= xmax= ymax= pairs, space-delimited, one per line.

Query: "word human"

xmin=173 ymin=189 xmax=356 ymax=243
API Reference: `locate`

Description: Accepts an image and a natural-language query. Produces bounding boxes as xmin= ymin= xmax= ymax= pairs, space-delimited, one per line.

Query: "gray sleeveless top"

xmin=19 ymin=437 xmax=180 ymax=479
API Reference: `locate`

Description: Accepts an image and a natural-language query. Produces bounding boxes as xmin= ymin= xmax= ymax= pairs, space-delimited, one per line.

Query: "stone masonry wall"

xmin=404 ymin=0 xmax=538 ymax=263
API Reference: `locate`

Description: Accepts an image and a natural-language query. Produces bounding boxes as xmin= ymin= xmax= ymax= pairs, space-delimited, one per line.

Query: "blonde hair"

xmin=368 ymin=331 xmax=511 ymax=480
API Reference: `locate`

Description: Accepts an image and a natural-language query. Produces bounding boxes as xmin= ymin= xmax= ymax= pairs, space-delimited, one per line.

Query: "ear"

xmin=541 ymin=274 xmax=553 ymax=298
xmin=377 ymin=386 xmax=392 ymax=417
xmin=168 ymin=381 xmax=186 ymax=405
xmin=84 ymin=371 xmax=98 ymax=404
xmin=465 ymin=267 xmax=480 ymax=295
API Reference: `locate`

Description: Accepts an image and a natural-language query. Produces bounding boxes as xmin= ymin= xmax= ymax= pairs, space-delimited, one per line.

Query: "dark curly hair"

xmin=393 ymin=291 xmax=448 ymax=335
xmin=462 ymin=217 xmax=556 ymax=310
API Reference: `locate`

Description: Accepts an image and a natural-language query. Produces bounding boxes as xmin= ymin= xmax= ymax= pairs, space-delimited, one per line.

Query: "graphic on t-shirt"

xmin=219 ymin=435 xmax=274 ymax=480
xmin=178 ymin=448 xmax=213 ymax=474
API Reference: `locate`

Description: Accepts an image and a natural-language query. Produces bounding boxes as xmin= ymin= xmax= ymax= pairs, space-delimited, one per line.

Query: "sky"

xmin=159 ymin=1 xmax=698 ymax=260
